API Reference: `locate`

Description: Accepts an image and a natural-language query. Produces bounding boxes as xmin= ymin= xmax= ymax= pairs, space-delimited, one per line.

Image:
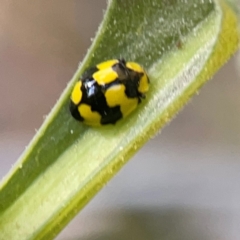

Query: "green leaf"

xmin=0 ymin=0 xmax=239 ymax=239
xmin=225 ymin=0 xmax=240 ymax=15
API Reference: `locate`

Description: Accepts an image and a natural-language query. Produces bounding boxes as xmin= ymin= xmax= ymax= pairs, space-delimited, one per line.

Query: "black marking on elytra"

xmin=100 ymin=105 xmax=122 ymax=125
xmin=112 ymin=61 xmax=129 ymax=81
xmin=71 ymin=59 xmax=146 ymax=124
xmin=118 ymin=58 xmax=126 ymax=65
xmin=80 ymin=77 xmax=123 ymax=124
xmin=123 ymin=73 xmax=141 ymax=99
xmin=82 ymin=78 xmax=100 ymax=98
xmin=104 ymin=60 xmax=144 ymax=101
xmin=69 ymin=100 xmax=84 ymax=121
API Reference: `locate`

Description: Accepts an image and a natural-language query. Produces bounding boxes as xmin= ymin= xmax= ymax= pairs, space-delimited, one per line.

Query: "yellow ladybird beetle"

xmin=69 ymin=59 xmax=149 ymax=126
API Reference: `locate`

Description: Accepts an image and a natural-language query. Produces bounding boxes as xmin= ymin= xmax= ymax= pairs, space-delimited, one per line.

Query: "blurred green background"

xmin=0 ymin=1 xmax=240 ymax=239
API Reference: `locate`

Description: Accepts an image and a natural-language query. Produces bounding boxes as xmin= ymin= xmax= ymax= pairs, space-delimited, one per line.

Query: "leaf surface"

xmin=0 ymin=0 xmax=239 ymax=239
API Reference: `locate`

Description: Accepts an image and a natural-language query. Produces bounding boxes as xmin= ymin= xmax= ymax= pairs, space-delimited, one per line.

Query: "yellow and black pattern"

xmin=69 ymin=59 xmax=149 ymax=126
